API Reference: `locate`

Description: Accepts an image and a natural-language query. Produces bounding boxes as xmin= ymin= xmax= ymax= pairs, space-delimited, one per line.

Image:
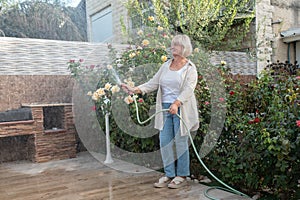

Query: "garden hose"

xmin=132 ymin=95 xmax=251 ymax=200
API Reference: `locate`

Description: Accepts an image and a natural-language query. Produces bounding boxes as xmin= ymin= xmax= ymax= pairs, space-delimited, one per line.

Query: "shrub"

xmin=197 ymin=62 xmax=300 ymax=199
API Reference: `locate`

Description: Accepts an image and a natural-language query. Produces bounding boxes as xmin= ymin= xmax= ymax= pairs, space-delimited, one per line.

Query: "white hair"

xmin=171 ymin=34 xmax=193 ymax=57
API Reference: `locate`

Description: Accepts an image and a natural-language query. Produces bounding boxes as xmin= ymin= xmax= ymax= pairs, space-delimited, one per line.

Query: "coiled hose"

xmin=132 ymin=96 xmax=251 ymax=200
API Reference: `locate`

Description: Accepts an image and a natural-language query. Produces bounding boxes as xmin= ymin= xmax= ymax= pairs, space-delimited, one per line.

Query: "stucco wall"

xmin=271 ymin=0 xmax=300 ymax=62
xmin=255 ymin=0 xmax=300 ymax=71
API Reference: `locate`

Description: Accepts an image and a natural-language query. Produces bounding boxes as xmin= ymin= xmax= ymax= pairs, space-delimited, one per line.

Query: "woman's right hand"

xmin=121 ymin=83 xmax=142 ymax=94
xmin=121 ymin=83 xmax=134 ymax=94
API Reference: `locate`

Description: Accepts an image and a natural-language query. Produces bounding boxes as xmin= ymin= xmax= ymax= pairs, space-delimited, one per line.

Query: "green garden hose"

xmin=132 ymin=95 xmax=251 ymax=200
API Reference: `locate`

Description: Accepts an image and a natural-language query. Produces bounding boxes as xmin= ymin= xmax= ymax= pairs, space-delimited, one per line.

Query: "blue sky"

xmin=17 ymin=0 xmax=81 ymax=7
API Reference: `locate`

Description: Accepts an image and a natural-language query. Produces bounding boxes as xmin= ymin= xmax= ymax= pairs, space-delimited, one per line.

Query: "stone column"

xmin=255 ymin=0 xmax=274 ymax=74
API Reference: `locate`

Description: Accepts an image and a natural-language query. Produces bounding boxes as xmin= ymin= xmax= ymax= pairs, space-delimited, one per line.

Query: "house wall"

xmin=255 ymin=0 xmax=300 ymax=72
xmin=85 ymin=0 xmax=128 ymax=43
xmin=86 ymin=1 xmax=300 ymax=73
xmin=271 ymin=0 xmax=300 ymax=63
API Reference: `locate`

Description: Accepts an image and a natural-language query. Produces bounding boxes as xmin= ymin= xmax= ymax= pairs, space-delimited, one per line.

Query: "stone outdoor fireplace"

xmin=43 ymin=106 xmax=64 ymax=130
xmin=0 ymin=103 xmax=76 ymax=163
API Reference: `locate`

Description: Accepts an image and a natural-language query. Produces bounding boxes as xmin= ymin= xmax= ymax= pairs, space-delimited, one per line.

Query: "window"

xmin=91 ymin=6 xmax=113 ymax=42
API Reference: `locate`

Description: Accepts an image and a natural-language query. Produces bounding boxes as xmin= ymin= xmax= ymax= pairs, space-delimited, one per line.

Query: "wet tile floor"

xmin=0 ymin=151 xmax=251 ymax=200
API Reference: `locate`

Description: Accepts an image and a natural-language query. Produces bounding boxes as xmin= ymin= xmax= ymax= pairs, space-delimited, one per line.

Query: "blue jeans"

xmin=160 ymin=103 xmax=190 ymax=178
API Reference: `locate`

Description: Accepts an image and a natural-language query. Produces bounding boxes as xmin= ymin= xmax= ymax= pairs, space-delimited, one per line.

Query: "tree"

xmin=125 ymin=0 xmax=255 ymax=51
xmin=0 ymin=0 xmax=87 ymax=41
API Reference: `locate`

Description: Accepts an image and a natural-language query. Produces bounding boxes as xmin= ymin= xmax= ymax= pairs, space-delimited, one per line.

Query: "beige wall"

xmin=271 ymin=0 xmax=300 ymax=62
xmin=255 ymin=0 xmax=300 ymax=72
xmin=86 ymin=0 xmax=129 ymax=43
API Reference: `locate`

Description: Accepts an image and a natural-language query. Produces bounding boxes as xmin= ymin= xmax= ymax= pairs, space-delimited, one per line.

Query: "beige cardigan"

xmin=138 ymin=59 xmax=199 ymax=136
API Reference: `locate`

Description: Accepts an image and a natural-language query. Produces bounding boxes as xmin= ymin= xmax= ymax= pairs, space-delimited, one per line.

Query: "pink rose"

xmin=296 ymin=120 xmax=300 ymax=127
xmin=219 ymin=97 xmax=225 ymax=102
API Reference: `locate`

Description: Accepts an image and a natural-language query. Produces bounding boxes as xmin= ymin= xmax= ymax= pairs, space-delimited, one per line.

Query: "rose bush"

xmin=195 ymin=62 xmax=300 ymax=199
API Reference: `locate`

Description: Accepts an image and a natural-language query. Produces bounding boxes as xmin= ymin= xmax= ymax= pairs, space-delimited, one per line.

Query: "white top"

xmin=161 ymin=64 xmax=187 ymax=103
xmin=138 ymin=59 xmax=199 ymax=136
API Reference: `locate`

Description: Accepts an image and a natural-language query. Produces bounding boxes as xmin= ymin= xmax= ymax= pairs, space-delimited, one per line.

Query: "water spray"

xmin=131 ymin=95 xmax=251 ymax=200
xmin=110 ymin=67 xmax=122 ymax=86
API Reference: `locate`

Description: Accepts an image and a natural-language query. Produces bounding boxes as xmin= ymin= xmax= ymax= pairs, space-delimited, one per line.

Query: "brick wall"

xmin=0 ymin=38 xmax=118 ymax=162
xmin=32 ymin=104 xmax=76 ymax=163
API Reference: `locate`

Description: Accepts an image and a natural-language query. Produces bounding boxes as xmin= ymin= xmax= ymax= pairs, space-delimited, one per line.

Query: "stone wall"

xmin=255 ymin=0 xmax=274 ymax=72
xmin=0 ymin=75 xmax=74 ymax=112
xmin=0 ymin=104 xmax=76 ymax=163
xmin=0 ymin=37 xmax=257 ymax=112
xmin=0 ymin=135 xmax=35 ymax=162
xmin=33 ymin=104 xmax=77 ymax=163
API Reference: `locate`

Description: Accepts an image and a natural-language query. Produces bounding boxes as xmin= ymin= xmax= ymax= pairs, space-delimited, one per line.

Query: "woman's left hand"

xmin=169 ymin=103 xmax=179 ymax=114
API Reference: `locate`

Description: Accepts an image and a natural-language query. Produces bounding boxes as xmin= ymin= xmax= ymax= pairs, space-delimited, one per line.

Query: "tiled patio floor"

xmin=0 ymin=151 xmax=251 ymax=200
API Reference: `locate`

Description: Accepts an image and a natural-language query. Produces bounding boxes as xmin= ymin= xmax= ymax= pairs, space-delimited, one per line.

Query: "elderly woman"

xmin=122 ymin=34 xmax=199 ymax=189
